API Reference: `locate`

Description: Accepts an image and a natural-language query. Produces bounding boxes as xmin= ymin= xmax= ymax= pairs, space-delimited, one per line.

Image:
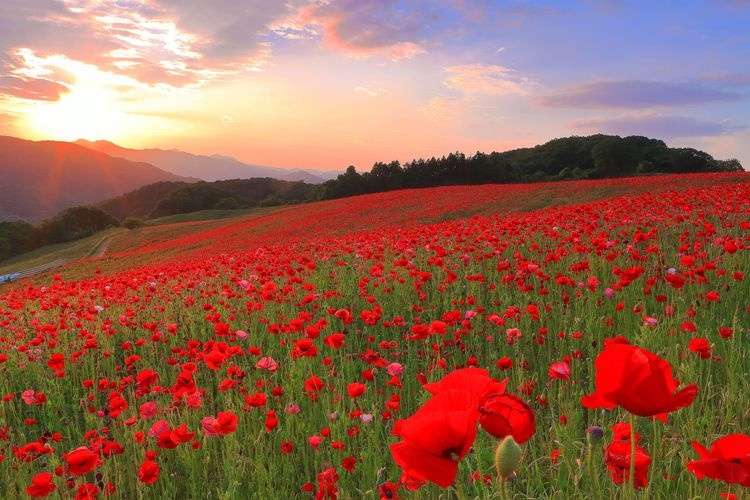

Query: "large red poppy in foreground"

xmin=582 ymin=343 xmax=698 ymax=418
xmin=390 ymin=389 xmax=479 ymax=488
xmin=687 ymin=434 xmax=750 ymax=487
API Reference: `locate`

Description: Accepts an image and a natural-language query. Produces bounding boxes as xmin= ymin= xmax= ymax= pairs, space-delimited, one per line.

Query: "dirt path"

xmin=91 ymin=236 xmax=114 ymax=257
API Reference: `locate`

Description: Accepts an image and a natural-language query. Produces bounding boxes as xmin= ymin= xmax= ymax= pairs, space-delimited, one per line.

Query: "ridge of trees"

xmin=0 ymin=206 xmax=119 ymax=261
xmin=312 ymin=134 xmax=744 ymax=200
xmin=97 ymin=178 xmax=314 ymax=220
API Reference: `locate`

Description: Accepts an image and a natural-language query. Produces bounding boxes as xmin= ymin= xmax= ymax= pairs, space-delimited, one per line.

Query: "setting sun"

xmin=27 ymin=86 xmax=127 ymax=141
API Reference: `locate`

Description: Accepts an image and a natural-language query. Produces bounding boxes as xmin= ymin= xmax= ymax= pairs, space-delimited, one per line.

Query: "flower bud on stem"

xmin=495 ymin=436 xmax=521 ymax=499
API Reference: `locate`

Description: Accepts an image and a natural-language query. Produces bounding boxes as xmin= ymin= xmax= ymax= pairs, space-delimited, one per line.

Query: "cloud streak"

xmin=277 ymin=0 xmax=428 ymax=60
xmin=0 ymin=74 xmax=69 ymax=101
xmin=444 ymin=64 xmax=534 ymax=96
xmin=0 ymin=0 xmax=285 ymax=101
xmin=572 ymin=113 xmax=745 ymax=138
xmin=537 ymin=80 xmax=744 ymax=108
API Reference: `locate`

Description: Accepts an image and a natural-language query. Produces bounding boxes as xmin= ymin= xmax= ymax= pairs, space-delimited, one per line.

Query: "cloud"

xmin=276 ymin=0 xmax=428 ymax=60
xmin=698 ymin=72 xmax=750 ymax=88
xmin=0 ymin=1 xmax=120 ymax=65
xmin=537 ymin=80 xmax=744 ymax=108
xmin=0 ymin=75 xmax=70 ymax=101
xmin=355 ymin=86 xmax=384 ymax=97
xmin=420 ymin=95 xmax=463 ymax=120
xmin=0 ymin=0 xmax=287 ymax=101
xmin=444 ymin=64 xmax=534 ymax=96
xmin=571 ymin=113 xmax=745 ymax=138
xmin=153 ymin=0 xmax=291 ymax=62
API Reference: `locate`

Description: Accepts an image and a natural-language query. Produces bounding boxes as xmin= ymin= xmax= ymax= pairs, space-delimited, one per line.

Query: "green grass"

xmin=146 ymin=208 xmax=263 ymax=226
xmin=0 ymin=227 xmax=125 ymax=276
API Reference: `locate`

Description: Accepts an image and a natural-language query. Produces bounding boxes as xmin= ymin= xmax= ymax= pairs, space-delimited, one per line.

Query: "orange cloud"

xmin=279 ymin=0 xmax=427 ymax=61
xmin=0 ymin=75 xmax=69 ymax=101
xmin=444 ymin=64 xmax=534 ymax=95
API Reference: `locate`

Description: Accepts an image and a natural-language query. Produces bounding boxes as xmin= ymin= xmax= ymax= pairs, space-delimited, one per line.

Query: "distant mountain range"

xmin=75 ymin=140 xmax=335 ymax=184
xmin=0 ymin=136 xmax=340 ymax=222
xmin=0 ymin=136 xmax=192 ymax=222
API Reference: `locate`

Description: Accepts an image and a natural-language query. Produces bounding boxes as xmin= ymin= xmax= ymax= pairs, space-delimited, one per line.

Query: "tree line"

xmin=312 ymin=134 xmax=743 ymax=200
xmin=0 ymin=206 xmax=119 ymax=261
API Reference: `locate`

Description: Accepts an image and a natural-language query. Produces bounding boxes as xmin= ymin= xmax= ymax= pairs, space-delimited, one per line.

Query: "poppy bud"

xmin=587 ymin=426 xmax=604 ymax=446
xmin=494 ymin=436 xmax=522 ymax=480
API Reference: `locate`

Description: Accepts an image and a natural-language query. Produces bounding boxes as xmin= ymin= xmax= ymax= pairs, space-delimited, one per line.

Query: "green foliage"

xmin=100 ymin=178 xmax=314 ymax=220
xmin=57 ymin=205 xmax=120 ymax=240
xmin=319 ymin=134 xmax=743 ymax=200
xmin=0 ymin=206 xmax=119 ymax=262
xmin=122 ymin=216 xmax=146 ymax=229
xmin=0 ymin=219 xmax=36 ymax=260
xmin=259 ymin=195 xmax=282 ymax=207
xmin=97 ymin=181 xmax=189 ymax=220
xmin=213 ymin=197 xmax=242 ymax=210
xmin=150 ymin=184 xmax=244 ymax=218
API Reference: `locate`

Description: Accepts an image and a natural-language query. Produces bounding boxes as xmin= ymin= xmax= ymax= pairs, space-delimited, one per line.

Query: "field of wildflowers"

xmin=0 ymin=173 xmax=748 ymax=499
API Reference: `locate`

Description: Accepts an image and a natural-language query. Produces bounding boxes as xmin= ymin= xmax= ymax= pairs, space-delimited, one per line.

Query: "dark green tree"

xmin=0 ymin=220 xmax=36 ymax=260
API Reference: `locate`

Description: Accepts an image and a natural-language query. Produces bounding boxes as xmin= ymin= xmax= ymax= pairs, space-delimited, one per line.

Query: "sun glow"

xmin=27 ymin=86 xmax=129 ymax=142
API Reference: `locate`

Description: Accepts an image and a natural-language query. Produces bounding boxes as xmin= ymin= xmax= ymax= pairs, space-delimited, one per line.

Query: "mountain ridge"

xmin=0 ymin=136 xmax=193 ymax=222
xmin=75 ymin=139 xmax=335 ymax=183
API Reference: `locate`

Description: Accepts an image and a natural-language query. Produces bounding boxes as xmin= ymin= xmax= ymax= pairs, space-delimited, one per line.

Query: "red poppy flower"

xmin=26 ymin=472 xmax=56 ymax=497
xmin=201 ymin=411 xmax=238 ymax=437
xmin=255 ymin=356 xmax=279 ymax=371
xmin=689 ymin=338 xmax=712 ymax=359
xmin=605 ymin=440 xmax=651 ymax=488
xmin=138 ymin=460 xmax=160 ymax=484
xmin=347 ymin=382 xmax=366 ymax=398
xmin=342 ymin=456 xmax=357 ymax=472
xmin=46 ymin=353 xmax=65 ymax=371
xmin=582 ymin=344 xmax=698 ymax=418
xmin=548 ymin=361 xmax=571 ymax=381
xmin=245 ymin=392 xmax=267 ymax=408
xmin=75 ymin=483 xmax=99 ymax=500
xmin=304 ymin=376 xmax=325 ymax=393
xmin=63 ymin=446 xmax=100 ymax=476
xmin=390 ymin=389 xmax=479 ymax=488
xmin=478 ymin=393 xmax=536 ymax=444
xmin=496 ymin=357 xmax=513 ymax=370
xmin=423 ymin=367 xmax=507 ymax=401
xmin=687 ymin=434 xmax=750 ymax=486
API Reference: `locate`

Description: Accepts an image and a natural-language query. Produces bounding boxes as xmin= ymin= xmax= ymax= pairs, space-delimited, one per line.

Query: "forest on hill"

xmin=97 ymin=178 xmax=313 ymax=221
xmin=312 ymin=134 xmax=743 ymax=200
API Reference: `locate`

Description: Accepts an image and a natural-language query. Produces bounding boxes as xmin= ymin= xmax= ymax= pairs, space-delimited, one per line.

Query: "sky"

xmin=0 ymin=0 xmax=748 ymax=171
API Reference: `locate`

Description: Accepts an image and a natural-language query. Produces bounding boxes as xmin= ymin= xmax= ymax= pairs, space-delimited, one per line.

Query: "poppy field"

xmin=1 ymin=173 xmax=749 ymax=499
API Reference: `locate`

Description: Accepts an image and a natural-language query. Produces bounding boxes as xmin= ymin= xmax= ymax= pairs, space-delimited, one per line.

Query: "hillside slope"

xmin=60 ymin=172 xmax=749 ymax=278
xmin=0 ymin=136 xmax=192 ymax=222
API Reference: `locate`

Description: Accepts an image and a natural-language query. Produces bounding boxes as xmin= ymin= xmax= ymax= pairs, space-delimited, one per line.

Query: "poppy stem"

xmin=497 ymin=477 xmax=508 ymax=500
xmin=646 ymin=417 xmax=659 ymax=497
xmin=629 ymin=413 xmax=637 ymax=497
xmin=586 ymin=443 xmax=602 ymax=500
